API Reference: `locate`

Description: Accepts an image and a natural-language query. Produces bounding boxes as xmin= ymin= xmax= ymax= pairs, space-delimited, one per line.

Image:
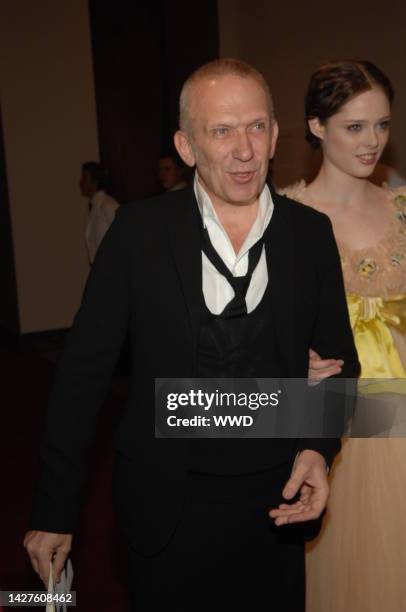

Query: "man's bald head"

xmin=179 ymin=58 xmax=274 ymax=136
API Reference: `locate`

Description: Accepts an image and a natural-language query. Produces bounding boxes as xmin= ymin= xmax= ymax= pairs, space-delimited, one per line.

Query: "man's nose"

xmin=232 ymin=131 xmax=254 ymax=161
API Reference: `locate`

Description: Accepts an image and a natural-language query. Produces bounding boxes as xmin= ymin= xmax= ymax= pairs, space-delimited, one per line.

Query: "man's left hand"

xmin=269 ymin=450 xmax=329 ymax=526
xmin=308 ymin=348 xmax=343 ymax=384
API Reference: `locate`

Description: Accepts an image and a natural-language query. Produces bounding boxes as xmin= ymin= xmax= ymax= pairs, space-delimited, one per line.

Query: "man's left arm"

xmin=270 ymin=215 xmax=360 ymax=524
xmin=299 ymin=214 xmax=359 ymax=464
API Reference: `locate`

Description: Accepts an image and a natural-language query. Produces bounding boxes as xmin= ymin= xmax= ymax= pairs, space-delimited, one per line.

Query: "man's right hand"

xmin=23 ymin=531 xmax=72 ymax=587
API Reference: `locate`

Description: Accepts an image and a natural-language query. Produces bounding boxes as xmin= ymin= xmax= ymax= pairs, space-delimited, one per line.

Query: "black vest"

xmin=188 ymin=221 xmax=294 ymax=474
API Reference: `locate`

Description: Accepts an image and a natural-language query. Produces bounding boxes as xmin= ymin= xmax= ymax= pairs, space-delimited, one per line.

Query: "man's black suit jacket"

xmin=29 ymin=184 xmax=359 ymax=554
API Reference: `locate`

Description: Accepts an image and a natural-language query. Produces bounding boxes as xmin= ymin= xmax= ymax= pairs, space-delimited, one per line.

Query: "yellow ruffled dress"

xmin=280 ymin=182 xmax=406 ymax=612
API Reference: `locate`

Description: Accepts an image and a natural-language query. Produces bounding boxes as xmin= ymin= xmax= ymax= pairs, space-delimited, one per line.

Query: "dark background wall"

xmin=0 ymin=103 xmax=19 ymax=337
xmin=89 ymin=0 xmax=219 ymax=203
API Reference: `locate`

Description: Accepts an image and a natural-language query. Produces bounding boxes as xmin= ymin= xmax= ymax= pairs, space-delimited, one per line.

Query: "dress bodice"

xmin=280 ymin=181 xmax=406 ymax=382
xmin=280 ymin=181 xmax=406 ymax=299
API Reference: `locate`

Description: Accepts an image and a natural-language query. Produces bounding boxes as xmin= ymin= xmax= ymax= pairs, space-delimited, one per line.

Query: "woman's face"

xmin=310 ymin=87 xmax=391 ymax=179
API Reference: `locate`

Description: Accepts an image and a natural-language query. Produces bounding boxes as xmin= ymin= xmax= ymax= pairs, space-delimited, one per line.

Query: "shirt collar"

xmin=90 ymin=190 xmax=106 ymax=206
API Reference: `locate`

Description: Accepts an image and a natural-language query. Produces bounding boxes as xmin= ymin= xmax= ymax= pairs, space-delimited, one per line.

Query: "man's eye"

xmin=347 ymin=124 xmax=362 ymax=132
xmin=251 ymin=122 xmax=266 ymax=132
xmin=213 ymin=127 xmax=229 ymax=137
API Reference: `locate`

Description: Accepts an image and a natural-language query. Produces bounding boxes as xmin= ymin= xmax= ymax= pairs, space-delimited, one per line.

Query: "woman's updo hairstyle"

xmin=305 ymin=60 xmax=394 ymax=149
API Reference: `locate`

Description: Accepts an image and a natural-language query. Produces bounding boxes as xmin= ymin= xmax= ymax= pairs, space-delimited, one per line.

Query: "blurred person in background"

xmin=80 ymin=161 xmax=119 ymax=264
xmin=158 ymin=150 xmax=188 ymax=191
xmin=371 ymin=161 xmax=406 ymax=188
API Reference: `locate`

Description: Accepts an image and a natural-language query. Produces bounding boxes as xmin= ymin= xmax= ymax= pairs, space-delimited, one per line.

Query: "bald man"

xmin=25 ymin=59 xmax=359 ymax=611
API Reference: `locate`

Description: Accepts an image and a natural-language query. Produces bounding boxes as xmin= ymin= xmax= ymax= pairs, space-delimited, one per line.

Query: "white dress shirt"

xmin=194 ymin=174 xmax=274 ymax=314
xmin=85 ymin=190 xmax=119 ymax=264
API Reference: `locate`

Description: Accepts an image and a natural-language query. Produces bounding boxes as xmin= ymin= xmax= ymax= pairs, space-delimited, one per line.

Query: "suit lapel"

xmin=165 ymin=184 xmax=296 ymax=375
xmin=266 ymin=189 xmax=295 ymax=375
xmin=166 ymin=186 xmax=202 ymax=362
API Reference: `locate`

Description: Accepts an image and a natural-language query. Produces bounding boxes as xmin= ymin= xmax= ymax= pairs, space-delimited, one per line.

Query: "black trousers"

xmin=127 ymin=468 xmax=305 ymax=611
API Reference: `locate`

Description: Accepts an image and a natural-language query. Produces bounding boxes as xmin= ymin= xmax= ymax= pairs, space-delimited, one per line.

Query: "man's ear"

xmin=308 ymin=117 xmax=325 ymax=142
xmin=269 ymin=120 xmax=279 ymax=159
xmin=174 ymin=131 xmax=196 ymax=168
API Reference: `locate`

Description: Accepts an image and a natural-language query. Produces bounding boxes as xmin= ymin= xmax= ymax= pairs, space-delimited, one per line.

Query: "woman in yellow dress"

xmin=281 ymin=60 xmax=406 ymax=612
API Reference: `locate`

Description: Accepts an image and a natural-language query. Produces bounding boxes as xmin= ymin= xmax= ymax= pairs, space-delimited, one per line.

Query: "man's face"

xmin=176 ymin=74 xmax=277 ymax=208
xmin=158 ymin=157 xmax=183 ymax=190
xmin=79 ymin=169 xmax=97 ymax=198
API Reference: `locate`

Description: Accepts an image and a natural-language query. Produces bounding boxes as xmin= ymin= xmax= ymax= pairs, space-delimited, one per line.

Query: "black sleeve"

xmin=29 ymin=207 xmax=131 ymax=533
xmin=296 ymin=215 xmax=360 ymax=468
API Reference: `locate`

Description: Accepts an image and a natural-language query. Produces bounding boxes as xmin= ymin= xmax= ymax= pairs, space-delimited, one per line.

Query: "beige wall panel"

xmin=0 ymin=1 xmax=99 ymax=332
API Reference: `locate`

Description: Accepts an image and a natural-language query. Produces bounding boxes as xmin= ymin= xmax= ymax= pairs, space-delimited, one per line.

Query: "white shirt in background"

xmin=85 ymin=190 xmax=119 ymax=264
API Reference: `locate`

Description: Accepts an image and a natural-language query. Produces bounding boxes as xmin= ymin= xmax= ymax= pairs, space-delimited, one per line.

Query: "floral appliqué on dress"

xmin=358 ymin=258 xmax=378 ymax=278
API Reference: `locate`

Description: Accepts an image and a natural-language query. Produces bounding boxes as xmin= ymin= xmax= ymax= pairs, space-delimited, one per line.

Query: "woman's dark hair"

xmin=305 ymin=60 xmax=394 ymax=149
